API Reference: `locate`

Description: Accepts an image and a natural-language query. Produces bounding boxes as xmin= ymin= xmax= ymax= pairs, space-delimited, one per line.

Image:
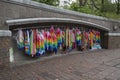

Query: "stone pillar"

xmin=0 ymin=30 xmax=12 ymax=70
xmin=108 ymin=34 xmax=120 ymax=49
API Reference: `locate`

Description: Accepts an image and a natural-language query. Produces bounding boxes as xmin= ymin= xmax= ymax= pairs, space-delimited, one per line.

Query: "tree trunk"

xmin=79 ymin=0 xmax=83 ymax=6
xmin=79 ymin=0 xmax=87 ymax=6
xmin=101 ymin=0 xmax=104 ymax=13
xmin=116 ymin=0 xmax=120 ymax=14
xmin=91 ymin=0 xmax=100 ymax=10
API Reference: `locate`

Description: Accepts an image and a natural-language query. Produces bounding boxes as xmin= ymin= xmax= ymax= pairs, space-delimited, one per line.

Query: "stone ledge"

xmin=6 ymin=18 xmax=110 ymax=31
xmin=105 ymin=33 xmax=120 ymax=36
xmin=0 ymin=30 xmax=12 ymax=37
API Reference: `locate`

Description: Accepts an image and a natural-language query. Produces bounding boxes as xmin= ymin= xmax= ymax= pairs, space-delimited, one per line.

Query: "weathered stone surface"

xmin=0 ymin=0 xmax=119 ymax=30
xmin=108 ymin=36 xmax=120 ymax=49
xmin=0 ymin=0 xmax=120 ymax=49
xmin=0 ymin=36 xmax=12 ymax=69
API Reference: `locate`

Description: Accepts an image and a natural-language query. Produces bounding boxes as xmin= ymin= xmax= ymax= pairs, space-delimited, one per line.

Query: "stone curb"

xmin=10 ymin=49 xmax=105 ymax=68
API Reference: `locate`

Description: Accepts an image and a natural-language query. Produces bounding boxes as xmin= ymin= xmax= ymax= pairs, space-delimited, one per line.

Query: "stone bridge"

xmin=0 ymin=0 xmax=120 ymax=68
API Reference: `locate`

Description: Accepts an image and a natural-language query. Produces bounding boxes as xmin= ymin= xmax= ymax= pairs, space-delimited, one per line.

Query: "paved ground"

xmin=1 ymin=49 xmax=120 ymax=80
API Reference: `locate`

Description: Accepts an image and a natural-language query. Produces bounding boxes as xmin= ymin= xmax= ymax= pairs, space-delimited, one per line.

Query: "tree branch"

xmin=91 ymin=0 xmax=100 ymax=10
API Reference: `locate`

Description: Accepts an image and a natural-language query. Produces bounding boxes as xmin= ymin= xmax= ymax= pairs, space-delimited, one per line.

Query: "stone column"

xmin=0 ymin=30 xmax=12 ymax=70
xmin=108 ymin=33 xmax=120 ymax=49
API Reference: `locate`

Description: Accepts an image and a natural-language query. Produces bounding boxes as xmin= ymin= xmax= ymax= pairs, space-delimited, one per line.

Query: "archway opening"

xmin=6 ymin=18 xmax=109 ymax=66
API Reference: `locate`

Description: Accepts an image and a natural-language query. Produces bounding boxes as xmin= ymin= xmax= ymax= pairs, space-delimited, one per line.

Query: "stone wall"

xmin=108 ymin=36 xmax=120 ymax=49
xmin=0 ymin=0 xmax=120 ymax=50
xmin=0 ymin=30 xmax=12 ymax=69
xmin=0 ymin=0 xmax=119 ymax=32
xmin=0 ymin=0 xmax=120 ymax=68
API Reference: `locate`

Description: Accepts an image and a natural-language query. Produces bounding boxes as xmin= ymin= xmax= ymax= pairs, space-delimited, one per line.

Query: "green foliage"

xmin=32 ymin=0 xmax=59 ymax=6
xmin=64 ymin=0 xmax=120 ymax=19
xmin=104 ymin=12 xmax=120 ymax=19
xmin=69 ymin=2 xmax=79 ymax=11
